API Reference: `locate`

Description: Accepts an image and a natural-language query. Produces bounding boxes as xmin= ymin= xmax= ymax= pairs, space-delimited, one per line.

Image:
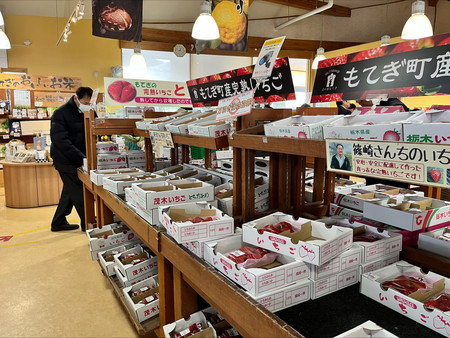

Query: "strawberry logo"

xmin=318 ymin=54 xmax=348 ymax=69
xmin=237 ymin=66 xmax=252 ymax=76
xmin=307 ymin=251 xmax=316 ymax=261
xmin=267 ymin=95 xmax=284 ymax=103
xmin=198 ymin=77 xmax=209 ymax=84
xmin=107 ymin=80 xmax=136 ymax=103
xmin=429 ymin=169 xmax=442 ymax=183
xmin=128 ymin=233 xmax=134 ymax=240
xmin=186 ymin=79 xmax=197 ymax=86
xmin=433 ymin=316 xmax=446 ymax=329
xmin=299 ymin=246 xmax=307 ymax=258
xmin=210 ymin=74 xmax=221 ymax=82
xmin=382 ymin=129 xmax=400 ymax=141
xmin=297 ymin=131 xmax=307 ymax=139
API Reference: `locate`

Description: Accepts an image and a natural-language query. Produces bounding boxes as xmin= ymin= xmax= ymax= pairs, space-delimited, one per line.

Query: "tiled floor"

xmin=0 ymin=188 xmax=138 ymax=337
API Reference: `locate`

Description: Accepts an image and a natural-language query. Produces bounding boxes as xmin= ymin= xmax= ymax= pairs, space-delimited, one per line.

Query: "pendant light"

xmin=192 ymin=0 xmax=220 ymax=40
xmin=0 ymin=11 xmax=11 ymax=50
xmin=401 ymin=0 xmax=433 ymax=40
xmin=130 ymin=45 xmax=147 ymax=69
xmin=312 ymin=11 xmax=326 ymax=70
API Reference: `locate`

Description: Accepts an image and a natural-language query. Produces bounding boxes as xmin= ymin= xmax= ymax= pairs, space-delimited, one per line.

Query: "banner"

xmin=326 ymin=139 xmax=450 ymax=188
xmin=253 ymin=36 xmax=286 ymax=79
xmin=216 ymin=89 xmax=254 ymax=121
xmin=312 ymin=33 xmax=450 ymax=103
xmin=187 ymin=57 xmax=295 ymax=107
xmin=0 ymin=74 xmax=81 ymax=91
xmin=92 ymin=0 xmax=142 ymax=42
xmin=211 ymin=0 xmax=248 ymax=52
xmin=34 ymin=92 xmax=73 ymax=107
xmin=149 ymin=130 xmax=174 ymax=148
xmin=104 ymin=78 xmax=192 ymax=107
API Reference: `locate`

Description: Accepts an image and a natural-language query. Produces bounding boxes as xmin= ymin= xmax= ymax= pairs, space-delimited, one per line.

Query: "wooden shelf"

xmin=77 ymin=169 xmax=93 ymax=193
xmin=8 ymin=116 xmax=51 ymax=120
xmin=172 ymin=134 xmax=229 ymax=150
xmin=401 ymin=246 xmax=450 ymax=278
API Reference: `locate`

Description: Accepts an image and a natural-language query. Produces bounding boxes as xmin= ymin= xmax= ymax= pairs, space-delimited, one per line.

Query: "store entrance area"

xmin=0 ymin=188 xmax=138 ymax=337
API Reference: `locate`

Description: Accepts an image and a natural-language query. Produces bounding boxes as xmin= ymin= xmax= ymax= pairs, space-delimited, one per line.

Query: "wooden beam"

xmin=429 ymin=0 xmax=439 ymax=6
xmin=262 ymin=0 xmax=351 ymax=17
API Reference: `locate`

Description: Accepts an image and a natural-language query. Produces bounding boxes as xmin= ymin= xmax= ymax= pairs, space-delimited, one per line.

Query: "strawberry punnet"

xmin=424 ymin=293 xmax=450 ymax=312
xmin=381 ymin=275 xmax=427 ymax=295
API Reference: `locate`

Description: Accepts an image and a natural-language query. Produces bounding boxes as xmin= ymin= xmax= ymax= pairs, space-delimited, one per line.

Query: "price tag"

xmin=2 ymin=134 xmax=9 ymax=139
xmin=14 ymin=133 xmax=20 ymax=137
xmin=35 ymin=101 xmax=43 ymax=107
xmin=149 ymin=131 xmax=174 ymax=148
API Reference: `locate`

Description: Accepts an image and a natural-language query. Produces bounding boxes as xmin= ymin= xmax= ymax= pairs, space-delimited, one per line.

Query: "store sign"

xmin=326 ymin=139 xmax=450 ymax=188
xmin=149 ymin=130 xmax=174 ymax=148
xmin=216 ymin=89 xmax=254 ymax=121
xmin=34 ymin=92 xmax=73 ymax=107
xmin=104 ymin=77 xmax=192 ymax=107
xmin=312 ymin=33 xmax=450 ymax=103
xmin=0 ymin=74 xmax=81 ymax=91
xmin=92 ymin=0 xmax=143 ymax=42
xmin=253 ymin=36 xmax=286 ymax=79
xmin=187 ymin=57 xmax=295 ymax=107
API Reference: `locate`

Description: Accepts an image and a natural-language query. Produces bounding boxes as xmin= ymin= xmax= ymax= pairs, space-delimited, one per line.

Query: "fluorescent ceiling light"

xmin=401 ymin=0 xmax=433 ymax=40
xmin=192 ymin=0 xmax=220 ymax=41
xmin=311 ymin=47 xmax=326 ymax=70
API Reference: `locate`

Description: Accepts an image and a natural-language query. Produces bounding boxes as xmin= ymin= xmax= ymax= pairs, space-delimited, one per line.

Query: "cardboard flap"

xmin=353 ymin=226 xmax=366 ymax=236
xmin=131 ymin=286 xmax=159 ymax=304
xmin=168 ymin=208 xmax=217 ymax=222
xmin=192 ymin=327 xmax=215 ymax=338
xmin=279 ymin=221 xmax=325 ymax=244
xmin=122 ymin=252 xmax=148 ymax=265
xmin=390 ymin=202 xmax=411 ymax=210
xmin=179 ymin=171 xmax=198 ymax=179
xmin=409 ymin=278 xmax=445 ymax=302
xmin=172 ymin=118 xmax=197 ymax=125
xmin=174 ymin=182 xmax=203 ymax=189
xmin=113 ymin=226 xmax=128 ymax=234
xmin=384 ymin=188 xmax=400 ymax=195
xmin=142 ymin=186 xmax=175 ymax=192
xmin=410 ymin=199 xmax=432 ymax=211
xmin=166 ymin=166 xmax=184 ymax=174
xmin=96 ymin=171 xmax=117 ymax=175
xmin=261 ymin=261 xmax=283 ymax=270
xmin=118 ymin=169 xmax=140 ymax=173
xmin=197 ymin=175 xmax=213 ymax=182
xmin=216 ymin=189 xmax=233 ymax=199
xmin=255 ymin=177 xmax=265 ymax=186
xmin=90 ymin=230 xmax=114 ymax=238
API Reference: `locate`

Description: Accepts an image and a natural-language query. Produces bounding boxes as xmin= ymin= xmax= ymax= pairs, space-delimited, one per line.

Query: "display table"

xmin=1 ymin=161 xmax=62 ymax=208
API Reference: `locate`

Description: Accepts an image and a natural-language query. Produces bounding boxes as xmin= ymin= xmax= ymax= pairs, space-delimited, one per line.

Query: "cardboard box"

xmin=323 ymin=112 xmax=415 ymax=140
xmin=125 ymin=187 xmax=138 ymax=207
xmin=114 ymin=245 xmax=158 ymax=281
xmin=204 ymin=235 xmax=309 ymax=296
xmin=403 ymin=109 xmax=450 ymax=144
xmin=215 ymin=183 xmax=233 ymax=216
xmin=309 ymin=244 xmax=362 ymax=281
xmin=163 ymin=311 xmax=214 ymax=338
xmin=126 ymin=150 xmax=146 ymax=163
xmin=193 ymin=174 xmax=222 ymax=187
xmin=103 ymin=174 xmax=165 ymax=195
xmin=96 ymin=163 xmax=128 ymax=170
xmin=363 ymin=184 xmax=424 ymax=198
xmin=255 ymin=157 xmax=270 ymax=171
xmin=217 ymin=159 xmax=233 ymax=171
xmin=115 ymin=266 xmax=158 ymax=288
xmin=123 ymin=276 xmax=159 ymax=323
xmin=97 ymin=153 xmax=127 ymax=166
xmin=255 ymin=197 xmax=270 ymax=214
xmin=335 ymin=320 xmax=399 ymax=338
xmin=254 ymin=177 xmax=269 ymax=202
xmin=264 ymin=115 xmax=341 ymax=139
xmin=90 ymin=168 xmax=143 ymax=186
xmin=360 ymin=261 xmax=449 ymax=337
xmin=136 ymin=204 xmax=159 ymax=225
xmin=363 ymin=196 xmax=450 ymax=231
xmin=333 ymin=188 xmax=391 ymax=212
xmin=242 ymin=212 xmax=353 ymax=265
xmin=96 ymin=142 xmax=119 ymax=154
xmin=98 ymin=242 xmax=141 ymax=276
xmin=360 ymin=253 xmax=400 ymax=277
xmin=215 ymin=150 xmax=233 ymax=160
xmin=418 ymin=226 xmax=450 ymax=258
xmin=159 ymin=202 xmax=234 ymax=244
xmin=188 ymin=120 xmax=231 ymax=138
xmin=334 ymin=178 xmax=366 ymax=192
xmin=311 ymin=266 xmax=360 ymax=299
xmin=249 ymin=279 xmax=311 ymax=312
xmin=87 ymin=223 xmax=136 ymax=260
xmin=329 ymin=203 xmax=364 ymax=219
xmin=167 ymin=117 xmax=201 ymax=134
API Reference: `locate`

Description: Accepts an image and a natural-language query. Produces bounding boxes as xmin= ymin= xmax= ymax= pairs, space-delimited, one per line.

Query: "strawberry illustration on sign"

xmin=198 ymin=77 xmax=209 ymax=84
xmin=297 ymin=131 xmax=307 ymax=139
xmin=383 ymin=129 xmax=401 ymax=141
xmin=299 ymin=245 xmax=315 ymax=261
xmin=430 ymin=169 xmax=442 ymax=182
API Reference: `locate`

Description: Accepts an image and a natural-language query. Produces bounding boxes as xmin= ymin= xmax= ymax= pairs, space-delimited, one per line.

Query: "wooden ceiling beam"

xmin=262 ymin=0 xmax=351 ymax=17
xmin=429 ymin=0 xmax=439 ymax=6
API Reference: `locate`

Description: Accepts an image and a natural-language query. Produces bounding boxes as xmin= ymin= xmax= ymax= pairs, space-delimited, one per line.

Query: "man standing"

xmin=50 ymin=87 xmax=93 ymax=232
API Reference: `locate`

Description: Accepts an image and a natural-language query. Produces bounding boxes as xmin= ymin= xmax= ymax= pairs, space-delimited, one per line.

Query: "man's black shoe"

xmin=51 ymin=224 xmax=79 ymax=232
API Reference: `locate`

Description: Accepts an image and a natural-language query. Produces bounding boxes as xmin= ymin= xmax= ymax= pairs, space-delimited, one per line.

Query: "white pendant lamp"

xmin=401 ymin=0 xmax=433 ymax=40
xmin=0 ymin=11 xmax=11 ymax=49
xmin=380 ymin=35 xmax=391 ymax=47
xmin=130 ymin=45 xmax=147 ymax=69
xmin=192 ymin=0 xmax=220 ymax=40
xmin=312 ymin=47 xmax=326 ymax=70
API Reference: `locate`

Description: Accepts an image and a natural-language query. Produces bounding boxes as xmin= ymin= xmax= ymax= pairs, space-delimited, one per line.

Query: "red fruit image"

xmin=273 ymin=58 xmax=287 ymax=68
xmin=267 ymin=95 xmax=283 ymax=103
xmin=297 ymin=131 xmax=308 ymax=139
xmin=438 ymin=36 xmax=450 ymax=46
xmin=254 ymin=96 xmax=265 ymax=104
xmin=193 ymin=102 xmax=205 ymax=107
xmin=318 ymin=54 xmax=348 ymax=69
xmin=108 ymin=80 xmax=137 ymax=103
xmin=186 ymin=79 xmax=197 ymax=86
xmin=381 ymin=275 xmax=427 ymax=295
xmin=311 ymin=93 xmax=343 ymax=103
xmin=198 ymin=77 xmax=209 ymax=84
xmin=429 ymin=169 xmax=442 ymax=182
xmin=351 ymin=47 xmax=386 ymax=62
xmin=210 ymin=74 xmax=221 ymax=82
xmin=220 ymin=70 xmax=236 ymax=79
xmin=237 ymin=66 xmax=252 ymax=76
xmin=383 ymin=130 xmax=401 ymax=141
xmin=424 ymin=293 xmax=450 ymax=312
xmin=287 ymin=92 xmax=296 ymax=101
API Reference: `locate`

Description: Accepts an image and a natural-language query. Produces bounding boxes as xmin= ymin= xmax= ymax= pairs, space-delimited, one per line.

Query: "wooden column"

xmin=158 ymin=255 xmax=175 ymax=337
xmin=173 ymin=267 xmax=198 ymax=319
xmin=83 ymin=185 xmax=96 ymax=229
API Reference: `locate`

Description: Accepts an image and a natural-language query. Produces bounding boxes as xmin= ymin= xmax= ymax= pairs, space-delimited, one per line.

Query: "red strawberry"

xmin=438 ymin=36 xmax=450 ymax=46
xmin=121 ymin=84 xmax=137 ymax=103
xmin=383 ymin=130 xmax=401 ymax=141
xmin=351 ymin=47 xmax=386 ymax=62
xmin=430 ymin=169 xmax=442 ymax=182
xmin=318 ymin=55 xmax=348 ymax=69
xmin=198 ymin=77 xmax=209 ymax=84
xmin=267 ymin=95 xmax=283 ymax=103
xmin=273 ymin=58 xmax=287 ymax=68
xmin=186 ymin=79 xmax=197 ymax=86
xmin=210 ymin=74 xmax=221 ymax=82
xmin=237 ymin=66 xmax=252 ymax=76
xmin=193 ymin=102 xmax=205 ymax=107
xmin=220 ymin=70 xmax=235 ymax=79
xmin=254 ymin=96 xmax=265 ymax=104
xmin=310 ymin=93 xmax=343 ymax=103
xmin=108 ymin=81 xmax=123 ymax=102
xmin=287 ymin=93 xmax=296 ymax=101
xmin=297 ymin=131 xmax=307 ymax=139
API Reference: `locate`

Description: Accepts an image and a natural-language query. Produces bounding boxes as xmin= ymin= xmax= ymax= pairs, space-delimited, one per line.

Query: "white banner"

xmin=216 ymin=89 xmax=254 ymax=121
xmin=252 ymin=36 xmax=286 ymax=80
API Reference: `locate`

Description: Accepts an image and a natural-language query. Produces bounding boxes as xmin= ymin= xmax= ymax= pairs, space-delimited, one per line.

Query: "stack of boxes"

xmin=96 ymin=142 xmax=127 ymax=170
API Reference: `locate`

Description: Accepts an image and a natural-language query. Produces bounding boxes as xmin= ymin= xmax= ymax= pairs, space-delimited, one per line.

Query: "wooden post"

xmin=173 ymin=267 xmax=198 ymax=319
xmin=83 ymin=185 xmax=96 ymax=229
xmin=158 ymin=254 xmax=175 ymax=337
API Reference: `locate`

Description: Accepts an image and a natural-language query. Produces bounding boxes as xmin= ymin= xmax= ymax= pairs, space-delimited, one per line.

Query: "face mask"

xmin=79 ymin=103 xmax=92 ymax=112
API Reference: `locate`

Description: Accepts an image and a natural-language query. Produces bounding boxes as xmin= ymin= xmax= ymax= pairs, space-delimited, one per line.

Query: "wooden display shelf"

xmin=172 ymin=134 xmax=229 ymax=150
xmin=94 ymin=118 xmax=141 ymax=129
xmin=77 ymin=169 xmax=93 ymax=192
xmin=99 ymin=261 xmax=159 ymax=337
xmin=401 ymin=246 xmax=450 ymax=278
xmin=8 ymin=116 xmax=51 ymax=120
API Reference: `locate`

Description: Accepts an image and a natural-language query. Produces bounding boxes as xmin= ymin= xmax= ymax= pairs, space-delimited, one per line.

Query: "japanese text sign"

xmin=216 ymin=89 xmax=254 ymax=121
xmin=327 ymin=139 xmax=450 ymax=188
xmin=312 ymin=33 xmax=450 ymax=102
xmin=0 ymin=74 xmax=81 ymax=91
xmin=34 ymin=92 xmax=73 ymax=107
xmin=149 ymin=130 xmax=174 ymax=148
xmin=104 ymin=77 xmax=192 ymax=107
xmin=253 ymin=36 xmax=286 ymax=79
xmin=187 ymin=57 xmax=295 ymax=107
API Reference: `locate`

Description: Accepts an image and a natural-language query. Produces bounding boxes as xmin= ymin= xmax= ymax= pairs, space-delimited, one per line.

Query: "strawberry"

xmin=193 ymin=102 xmax=205 ymax=107
xmin=381 ymin=275 xmax=427 ymax=295
xmin=220 ymin=70 xmax=236 ymax=79
xmin=210 ymin=74 xmax=221 ymax=82
xmin=121 ymin=84 xmax=137 ymax=103
xmin=297 ymin=131 xmax=307 ymax=139
xmin=198 ymin=77 xmax=209 ymax=84
xmin=287 ymin=92 xmax=296 ymax=101
xmin=382 ymin=130 xmax=401 ymax=141
xmin=273 ymin=58 xmax=287 ymax=68
xmin=429 ymin=169 xmax=442 ymax=182
xmin=351 ymin=47 xmax=386 ymax=62
xmin=237 ymin=66 xmax=252 ymax=76
xmin=311 ymin=93 xmax=343 ymax=103
xmin=318 ymin=54 xmax=348 ymax=69
xmin=108 ymin=81 xmax=123 ymax=102
xmin=438 ymin=36 xmax=450 ymax=46
xmin=254 ymin=96 xmax=265 ymax=104
xmin=186 ymin=79 xmax=197 ymax=86
xmin=424 ymin=293 xmax=450 ymax=312
xmin=267 ymin=95 xmax=283 ymax=103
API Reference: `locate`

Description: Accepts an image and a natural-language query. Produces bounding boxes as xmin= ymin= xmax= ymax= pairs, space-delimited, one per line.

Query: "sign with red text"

xmin=216 ymin=89 xmax=254 ymax=121
xmin=327 ymin=139 xmax=450 ymax=188
xmin=104 ymin=77 xmax=192 ymax=107
xmin=149 ymin=130 xmax=174 ymax=148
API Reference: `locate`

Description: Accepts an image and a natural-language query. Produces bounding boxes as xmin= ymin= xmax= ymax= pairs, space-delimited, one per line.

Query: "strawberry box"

xmin=90 ymin=168 xmax=144 ymax=186
xmin=103 ymin=174 xmax=165 ymax=195
xmin=322 ymin=112 xmax=415 ymax=141
xmin=360 ymin=261 xmax=450 ymax=337
xmin=363 ymin=184 xmax=424 ymax=198
xmin=333 ymin=188 xmax=391 ymax=211
xmin=242 ymin=212 xmax=353 ymax=265
xmin=163 ymin=311 xmax=214 ymax=338
xmin=96 ymin=142 xmax=119 ymax=154
xmin=125 ymin=187 xmax=138 ymax=207
xmin=114 ymin=266 xmax=159 ymax=288
xmin=166 ymin=117 xmax=201 ymax=134
xmin=264 ymin=115 xmax=341 ymax=139
xmin=311 ymin=266 xmax=360 ymax=299
xmin=309 ymin=244 xmax=362 ymax=281
xmin=136 ymin=204 xmax=159 ymax=225
xmin=203 ymin=234 xmax=309 ymax=296
xmin=193 ymin=174 xmax=222 ymax=187
xmin=403 ymin=109 xmax=450 ymax=144
xmin=248 ymin=279 xmax=311 ymax=312
xmin=97 ymin=153 xmax=127 ymax=166
xmin=159 ymin=202 xmax=234 ymax=244
xmin=360 ymin=253 xmax=400 ymax=277
xmin=363 ymin=196 xmax=450 ymax=231
xmin=98 ymin=242 xmax=141 ymax=276
xmin=114 ymin=245 xmax=158 ymax=281
xmin=188 ymin=120 xmax=231 ymax=138
xmin=418 ymin=226 xmax=450 ymax=259
xmin=329 ymin=203 xmax=364 ymax=219
xmin=87 ymin=223 xmax=136 ymax=260
xmin=336 ymin=320 xmax=399 ymax=338
xmin=123 ymin=276 xmax=159 ymax=323
xmin=334 ymin=178 xmax=366 ymax=192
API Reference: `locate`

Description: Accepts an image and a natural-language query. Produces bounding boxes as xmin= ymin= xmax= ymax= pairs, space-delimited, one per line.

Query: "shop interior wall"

xmin=4 ymin=14 xmax=121 ymax=92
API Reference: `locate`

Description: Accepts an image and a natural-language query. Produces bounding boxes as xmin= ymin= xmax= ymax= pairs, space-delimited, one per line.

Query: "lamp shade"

xmin=192 ymin=1 xmax=220 ymax=40
xmin=311 ymin=47 xmax=326 ymax=70
xmin=0 ymin=29 xmax=11 ymax=49
xmin=130 ymin=46 xmax=146 ymax=69
xmin=401 ymin=1 xmax=433 ymax=40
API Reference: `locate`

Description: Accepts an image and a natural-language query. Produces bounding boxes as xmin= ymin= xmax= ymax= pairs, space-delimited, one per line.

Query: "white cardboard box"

xmin=360 ymin=253 xmax=400 ymax=277
xmin=333 ymin=188 xmax=391 ymax=211
xmin=362 ymin=184 xmax=424 ymax=198
xmin=90 ymin=168 xmax=143 ymax=186
xmin=329 ymin=203 xmax=364 ymax=219
xmin=87 ymin=224 xmax=137 ymax=260
xmin=255 ymin=197 xmax=270 ymax=214
xmin=98 ymin=242 xmax=141 ymax=276
xmin=123 ymin=276 xmax=159 ymax=323
xmin=264 ymin=115 xmax=341 ymax=139
xmin=403 ymin=109 xmax=450 ymax=144
xmin=418 ymin=226 xmax=450 ymax=258
xmin=203 ymin=234 xmax=310 ymax=296
xmin=242 ymin=212 xmax=353 ymax=266
xmin=335 ymin=320 xmax=399 ymax=338
xmin=114 ymin=245 xmax=158 ymax=281
xmin=216 ymin=150 xmax=233 ymax=160
xmin=254 ymin=177 xmax=269 ymax=202
xmin=311 ymin=266 xmax=360 ymax=299
xmin=159 ymin=202 xmax=234 ymax=244
xmin=249 ymin=279 xmax=311 ymax=313
xmin=360 ymin=261 xmax=450 ymax=337
xmin=163 ymin=311 xmax=212 ymax=338
xmin=363 ymin=196 xmax=450 ymax=231
xmin=218 ymin=159 xmax=233 ymax=171
xmin=96 ymin=142 xmax=119 ymax=154
xmin=114 ymin=265 xmax=159 ymax=288
xmin=136 ymin=204 xmax=159 ymax=225
xmin=193 ymin=174 xmax=222 ymax=188
xmin=309 ymin=244 xmax=362 ymax=281
xmin=188 ymin=120 xmax=231 ymax=138
xmin=103 ymin=174 xmax=165 ymax=195
xmin=334 ymin=178 xmax=366 ymax=192
xmin=125 ymin=187 xmax=138 ymax=207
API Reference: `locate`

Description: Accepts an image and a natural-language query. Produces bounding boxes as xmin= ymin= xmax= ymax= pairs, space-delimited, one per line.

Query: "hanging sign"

xmin=104 ymin=77 xmax=192 ymax=107
xmin=92 ymin=0 xmax=143 ymax=42
xmin=149 ymin=130 xmax=174 ymax=148
xmin=34 ymin=92 xmax=73 ymax=107
xmin=0 ymin=74 xmax=81 ymax=91
xmin=253 ymin=36 xmax=286 ymax=79
xmin=216 ymin=89 xmax=254 ymax=121
xmin=312 ymin=33 xmax=450 ymax=103
xmin=326 ymin=139 xmax=450 ymax=188
xmin=187 ymin=57 xmax=295 ymax=107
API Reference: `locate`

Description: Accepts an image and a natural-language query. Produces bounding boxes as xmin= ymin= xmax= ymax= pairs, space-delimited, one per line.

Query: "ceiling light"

xmin=401 ymin=0 xmax=433 ymax=40
xmin=0 ymin=11 xmax=4 ymax=26
xmin=192 ymin=0 xmax=220 ymax=41
xmin=79 ymin=2 xmax=85 ymax=16
xmin=380 ymin=35 xmax=390 ymax=47
xmin=130 ymin=45 xmax=147 ymax=69
xmin=312 ymin=47 xmax=326 ymax=70
xmin=0 ymin=29 xmax=11 ymax=49
xmin=71 ymin=16 xmax=77 ymax=23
